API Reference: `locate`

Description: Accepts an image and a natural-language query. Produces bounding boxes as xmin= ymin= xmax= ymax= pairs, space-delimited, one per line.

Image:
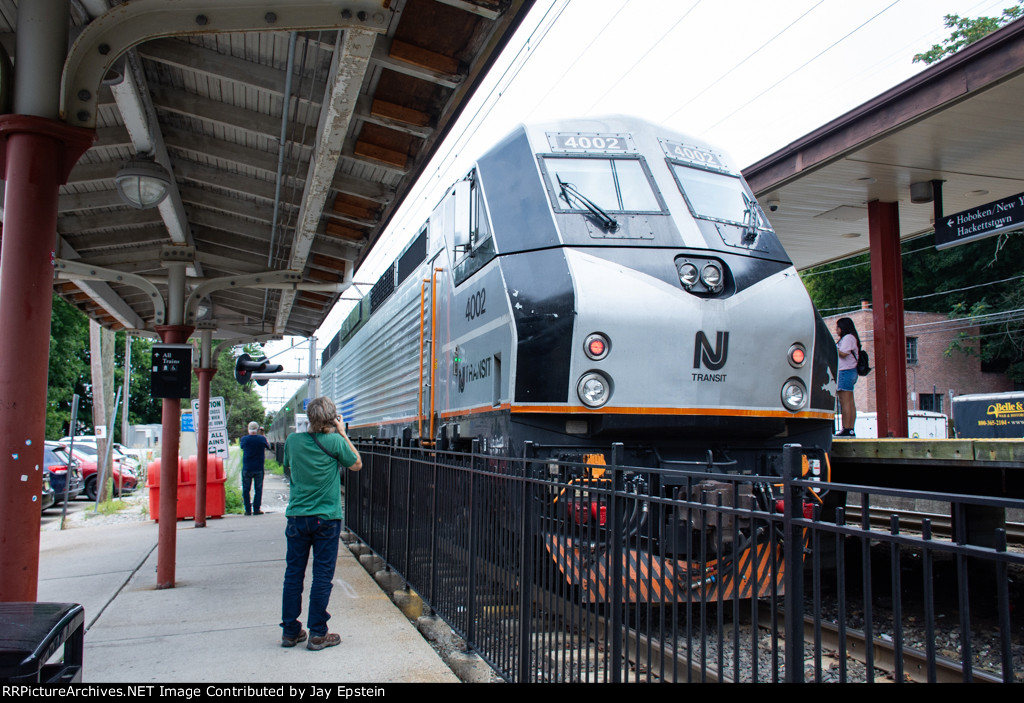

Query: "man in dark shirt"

xmin=239 ymin=420 xmax=270 ymax=515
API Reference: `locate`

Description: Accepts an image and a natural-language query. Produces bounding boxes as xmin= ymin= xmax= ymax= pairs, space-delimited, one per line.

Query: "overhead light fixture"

xmin=910 ymin=181 xmax=934 ymax=204
xmin=115 ymin=158 xmax=172 ymax=209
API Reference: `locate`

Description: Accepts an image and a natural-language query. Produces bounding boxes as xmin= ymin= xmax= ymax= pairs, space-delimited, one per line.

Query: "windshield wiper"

xmin=741 ymin=192 xmax=771 ymax=244
xmin=557 ymin=176 xmax=619 ymax=232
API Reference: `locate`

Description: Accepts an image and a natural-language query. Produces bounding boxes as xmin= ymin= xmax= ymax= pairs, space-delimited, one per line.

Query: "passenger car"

xmin=58 ymin=437 xmax=142 ymax=468
xmin=40 ymin=472 xmax=55 ymax=511
xmin=42 ymin=442 xmax=84 ymax=503
xmin=63 ymin=446 xmax=138 ymax=501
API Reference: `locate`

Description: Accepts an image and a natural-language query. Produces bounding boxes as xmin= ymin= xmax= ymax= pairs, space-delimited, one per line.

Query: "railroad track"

xmin=765 ymin=612 xmax=1006 ymax=683
xmin=843 ymin=506 xmax=1024 ymax=544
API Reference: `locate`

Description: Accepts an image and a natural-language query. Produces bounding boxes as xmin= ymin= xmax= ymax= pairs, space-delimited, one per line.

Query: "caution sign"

xmin=190 ymin=397 xmax=227 ymax=428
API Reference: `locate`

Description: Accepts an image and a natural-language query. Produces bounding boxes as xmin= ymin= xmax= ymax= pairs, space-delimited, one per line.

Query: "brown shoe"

xmin=306 ymin=633 xmax=341 ymax=651
xmin=281 ymin=629 xmax=307 ymax=647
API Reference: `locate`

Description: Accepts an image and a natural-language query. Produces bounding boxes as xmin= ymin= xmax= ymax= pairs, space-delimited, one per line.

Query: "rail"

xmin=345 ymin=440 xmax=1024 ymax=683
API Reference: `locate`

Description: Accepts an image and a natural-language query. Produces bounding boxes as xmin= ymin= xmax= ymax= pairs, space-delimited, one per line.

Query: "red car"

xmin=54 ymin=443 xmax=138 ymax=501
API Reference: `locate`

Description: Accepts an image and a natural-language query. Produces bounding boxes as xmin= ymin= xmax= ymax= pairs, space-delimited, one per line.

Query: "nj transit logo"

xmin=693 ymin=331 xmax=729 ymax=371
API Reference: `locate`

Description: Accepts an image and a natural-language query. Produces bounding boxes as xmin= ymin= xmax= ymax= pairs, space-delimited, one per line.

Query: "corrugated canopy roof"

xmin=0 ymin=0 xmax=533 ymax=341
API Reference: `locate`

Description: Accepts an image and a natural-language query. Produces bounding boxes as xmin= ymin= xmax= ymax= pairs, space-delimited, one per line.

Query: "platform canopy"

xmin=744 ymin=18 xmax=1024 ymax=271
xmin=0 ymin=0 xmax=533 ymax=340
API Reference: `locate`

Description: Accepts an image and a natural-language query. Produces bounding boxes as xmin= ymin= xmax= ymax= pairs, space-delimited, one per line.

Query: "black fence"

xmin=345 ymin=440 xmax=1023 ymax=683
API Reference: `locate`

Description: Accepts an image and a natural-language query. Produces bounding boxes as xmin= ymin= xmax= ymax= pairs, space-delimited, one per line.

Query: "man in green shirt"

xmin=280 ymin=396 xmax=361 ymax=651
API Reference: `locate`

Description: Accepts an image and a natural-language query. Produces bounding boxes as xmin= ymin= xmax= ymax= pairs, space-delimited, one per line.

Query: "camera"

xmin=767 ymin=198 xmax=780 ymax=212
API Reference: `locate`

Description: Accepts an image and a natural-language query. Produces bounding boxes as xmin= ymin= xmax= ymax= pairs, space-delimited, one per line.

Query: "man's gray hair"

xmin=247 ymin=421 xmax=259 ymax=433
xmin=306 ymin=396 xmax=338 ymax=434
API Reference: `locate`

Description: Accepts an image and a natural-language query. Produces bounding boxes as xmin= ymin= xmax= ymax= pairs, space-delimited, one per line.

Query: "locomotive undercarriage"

xmin=418 ymin=409 xmax=831 ymax=603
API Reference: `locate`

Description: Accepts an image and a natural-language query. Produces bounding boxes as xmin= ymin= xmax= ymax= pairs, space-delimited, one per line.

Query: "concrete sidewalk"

xmin=36 ymin=474 xmax=459 ymax=683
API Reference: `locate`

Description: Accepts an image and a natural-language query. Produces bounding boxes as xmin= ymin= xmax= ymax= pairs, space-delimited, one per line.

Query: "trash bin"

xmin=0 ymin=602 xmax=84 ymax=682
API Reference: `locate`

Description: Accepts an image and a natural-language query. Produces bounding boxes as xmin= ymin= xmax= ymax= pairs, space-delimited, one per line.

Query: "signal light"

xmin=583 ymin=333 xmax=610 ymax=361
xmin=788 ymin=343 xmax=807 ymax=368
xmin=234 ymin=353 xmax=284 ymax=386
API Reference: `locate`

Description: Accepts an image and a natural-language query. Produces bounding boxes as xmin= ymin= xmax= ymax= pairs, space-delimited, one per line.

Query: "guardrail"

xmin=345 ymin=440 xmax=1023 ymax=683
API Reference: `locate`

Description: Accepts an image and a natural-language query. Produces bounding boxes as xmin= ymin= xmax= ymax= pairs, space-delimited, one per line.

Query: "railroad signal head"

xmin=234 ymin=353 xmax=284 ymax=386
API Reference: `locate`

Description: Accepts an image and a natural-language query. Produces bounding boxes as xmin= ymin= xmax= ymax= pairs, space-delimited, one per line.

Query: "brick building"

xmin=823 ymin=302 xmax=1014 ymax=417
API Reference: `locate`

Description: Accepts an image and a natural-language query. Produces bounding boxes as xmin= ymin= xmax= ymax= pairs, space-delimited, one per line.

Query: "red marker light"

xmin=584 ymin=333 xmax=610 ymax=360
xmin=791 ymin=348 xmax=805 ymax=365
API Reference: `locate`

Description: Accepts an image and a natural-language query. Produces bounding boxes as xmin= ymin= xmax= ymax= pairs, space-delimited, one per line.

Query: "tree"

xmin=47 ymin=295 xmax=91 ymax=438
xmin=913 ymin=2 xmax=1024 ymax=64
xmin=801 ymin=231 xmax=1024 ymax=382
xmin=191 ymin=345 xmax=267 ymax=442
xmin=117 ymin=334 xmax=162 ymax=430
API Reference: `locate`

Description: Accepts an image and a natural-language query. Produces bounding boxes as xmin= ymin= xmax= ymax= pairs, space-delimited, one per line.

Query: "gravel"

xmin=40 ymin=490 xmax=151 ymax=531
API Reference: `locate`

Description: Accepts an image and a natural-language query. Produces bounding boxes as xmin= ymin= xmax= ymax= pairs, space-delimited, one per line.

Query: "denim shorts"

xmin=837 ymin=369 xmax=858 ymax=392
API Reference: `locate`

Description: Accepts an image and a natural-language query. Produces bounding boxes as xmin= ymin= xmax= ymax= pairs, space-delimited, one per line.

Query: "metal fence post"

xmin=467 ymin=439 xmax=479 ymax=649
xmin=782 ymin=443 xmax=805 ymax=683
xmin=384 ymin=442 xmax=393 ymax=566
xmin=403 ymin=445 xmax=414 ymax=590
xmin=609 ymin=442 xmax=625 ymax=683
xmin=517 ymin=442 xmax=535 ymax=683
xmin=428 ymin=447 xmax=439 ymax=610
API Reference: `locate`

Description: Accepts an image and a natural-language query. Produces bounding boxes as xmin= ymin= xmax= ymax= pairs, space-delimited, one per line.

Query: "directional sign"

xmin=935 ymin=192 xmax=1024 ymax=249
xmin=151 ymin=344 xmax=192 ymax=398
xmin=207 ymin=426 xmax=230 ymax=458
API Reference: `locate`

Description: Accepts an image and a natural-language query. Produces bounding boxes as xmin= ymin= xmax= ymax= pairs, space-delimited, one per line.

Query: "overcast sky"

xmin=256 ymin=0 xmax=1015 ymax=408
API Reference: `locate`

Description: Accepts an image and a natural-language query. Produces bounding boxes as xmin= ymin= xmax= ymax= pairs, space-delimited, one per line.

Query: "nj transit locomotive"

xmin=321 ymin=117 xmax=837 ymax=599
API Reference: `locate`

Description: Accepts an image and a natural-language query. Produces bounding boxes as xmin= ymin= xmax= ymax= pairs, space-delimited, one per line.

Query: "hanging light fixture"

xmin=115 ymin=158 xmax=172 ymax=209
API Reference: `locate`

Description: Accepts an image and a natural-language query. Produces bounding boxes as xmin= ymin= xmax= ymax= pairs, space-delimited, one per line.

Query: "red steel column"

xmin=868 ymin=200 xmax=909 ymax=438
xmin=0 ymin=117 xmax=93 ymax=601
xmin=154 ymin=324 xmax=193 ymax=589
xmin=194 ymin=367 xmax=215 ymax=528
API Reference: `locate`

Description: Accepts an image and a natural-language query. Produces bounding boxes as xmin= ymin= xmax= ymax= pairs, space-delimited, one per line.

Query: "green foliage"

xmin=191 ymin=346 xmax=267 ymax=443
xmin=802 ymin=231 xmax=1024 ymax=382
xmin=47 ymin=295 xmax=90 ymax=438
xmin=47 ymin=296 xmax=162 ymax=441
xmin=265 ymin=457 xmax=284 ymax=476
xmin=224 ymin=478 xmax=245 ymax=514
xmin=913 ymin=3 xmax=1024 ymax=64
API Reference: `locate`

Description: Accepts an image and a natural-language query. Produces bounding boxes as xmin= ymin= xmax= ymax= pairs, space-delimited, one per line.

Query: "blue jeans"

xmin=281 ymin=516 xmax=340 ymax=638
xmin=242 ymin=471 xmax=264 ymax=513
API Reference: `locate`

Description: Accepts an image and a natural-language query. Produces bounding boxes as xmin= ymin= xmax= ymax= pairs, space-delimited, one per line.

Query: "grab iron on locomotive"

xmin=316 ymin=116 xmax=838 ymax=600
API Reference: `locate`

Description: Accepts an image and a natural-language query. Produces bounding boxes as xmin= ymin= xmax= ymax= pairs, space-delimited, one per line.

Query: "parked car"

xmin=40 ymin=472 xmax=55 ymax=512
xmin=59 ymin=437 xmax=142 ymax=470
xmin=64 ymin=446 xmax=138 ymax=501
xmin=42 ymin=442 xmax=84 ymax=503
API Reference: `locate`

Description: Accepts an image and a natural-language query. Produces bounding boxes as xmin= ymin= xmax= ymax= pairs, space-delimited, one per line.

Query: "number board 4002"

xmin=661 ymin=139 xmax=731 ymax=174
xmin=546 ymin=132 xmax=636 ymax=153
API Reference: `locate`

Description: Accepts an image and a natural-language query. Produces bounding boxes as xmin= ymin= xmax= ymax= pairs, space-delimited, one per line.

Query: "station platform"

xmin=829 ymin=437 xmax=1024 ymax=498
xmin=35 ymin=474 xmax=459 ymax=684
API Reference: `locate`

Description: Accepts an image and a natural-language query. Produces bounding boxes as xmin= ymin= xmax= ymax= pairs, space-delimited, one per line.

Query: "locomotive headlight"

xmin=701 ymin=263 xmax=723 ymax=290
xmin=781 ymin=378 xmax=807 ymax=412
xmin=584 ymin=333 xmax=610 ymax=360
xmin=577 ymin=372 xmax=612 ymax=408
xmin=676 ymin=261 xmax=699 ymax=288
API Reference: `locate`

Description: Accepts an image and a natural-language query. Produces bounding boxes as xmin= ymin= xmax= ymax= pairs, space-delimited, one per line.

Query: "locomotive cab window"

xmin=669 ymin=160 xmax=777 ymax=252
xmin=543 ymin=156 xmax=663 ymax=214
xmin=449 ymin=172 xmax=496 ymax=286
